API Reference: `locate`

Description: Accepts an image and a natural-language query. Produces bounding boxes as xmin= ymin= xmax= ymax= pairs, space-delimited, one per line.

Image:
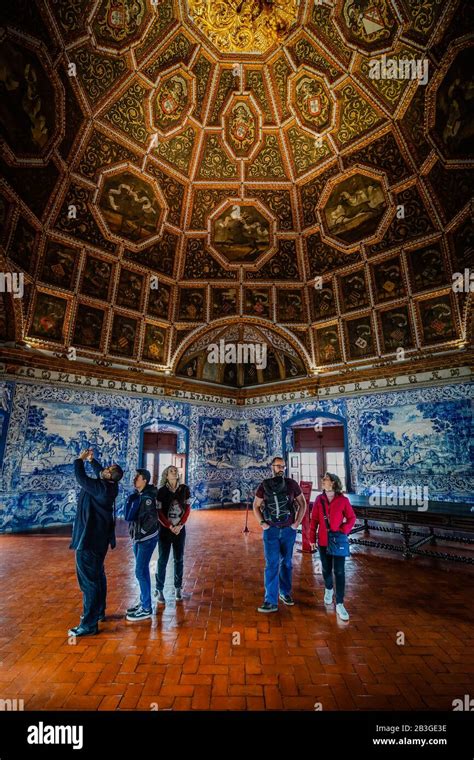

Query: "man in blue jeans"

xmin=69 ymin=449 xmax=123 ymax=637
xmin=125 ymin=469 xmax=159 ymax=621
xmin=253 ymin=456 xmax=307 ymax=612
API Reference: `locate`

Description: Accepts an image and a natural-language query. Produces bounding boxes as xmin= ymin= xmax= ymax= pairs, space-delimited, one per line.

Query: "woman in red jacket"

xmin=310 ymin=472 xmax=356 ymax=621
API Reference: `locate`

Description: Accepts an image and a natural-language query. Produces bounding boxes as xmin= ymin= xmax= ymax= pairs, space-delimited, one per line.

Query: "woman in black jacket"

xmin=125 ymin=468 xmax=159 ymax=621
xmin=155 ymin=465 xmax=191 ymax=603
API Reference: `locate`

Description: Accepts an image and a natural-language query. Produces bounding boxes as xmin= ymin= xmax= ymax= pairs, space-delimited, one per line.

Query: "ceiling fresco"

xmin=0 ymin=0 xmax=472 ymax=393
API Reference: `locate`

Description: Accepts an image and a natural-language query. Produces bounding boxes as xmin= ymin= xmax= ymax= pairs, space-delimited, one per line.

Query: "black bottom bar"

xmin=0 ymin=710 xmax=473 ymax=757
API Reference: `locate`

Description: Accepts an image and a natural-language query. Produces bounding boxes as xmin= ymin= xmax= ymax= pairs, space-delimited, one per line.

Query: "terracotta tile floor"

xmin=0 ymin=511 xmax=473 ymax=711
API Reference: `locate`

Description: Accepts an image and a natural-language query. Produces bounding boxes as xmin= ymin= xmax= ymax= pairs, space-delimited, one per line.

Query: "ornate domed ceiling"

xmin=0 ymin=0 xmax=472 ymax=395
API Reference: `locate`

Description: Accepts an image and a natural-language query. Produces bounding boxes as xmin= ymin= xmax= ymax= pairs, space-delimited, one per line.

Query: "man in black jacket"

xmin=125 ymin=469 xmax=159 ymax=621
xmin=69 ymin=449 xmax=123 ymax=637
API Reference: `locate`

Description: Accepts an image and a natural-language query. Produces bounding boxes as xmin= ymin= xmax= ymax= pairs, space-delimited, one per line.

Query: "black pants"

xmin=156 ymin=527 xmax=185 ymax=591
xmin=319 ymin=545 xmax=346 ymax=604
xmin=75 ymin=548 xmax=107 ymax=629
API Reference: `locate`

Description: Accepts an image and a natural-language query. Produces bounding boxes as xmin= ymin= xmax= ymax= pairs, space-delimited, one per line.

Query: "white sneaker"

xmin=324 ymin=588 xmax=334 ymax=605
xmin=336 ymin=603 xmax=349 ymax=621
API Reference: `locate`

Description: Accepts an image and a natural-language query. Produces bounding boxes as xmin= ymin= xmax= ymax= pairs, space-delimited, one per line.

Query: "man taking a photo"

xmin=69 ymin=449 xmax=123 ymax=637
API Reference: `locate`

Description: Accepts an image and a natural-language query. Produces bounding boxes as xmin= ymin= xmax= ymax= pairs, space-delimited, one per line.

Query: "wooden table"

xmin=347 ymin=495 xmax=474 ymax=564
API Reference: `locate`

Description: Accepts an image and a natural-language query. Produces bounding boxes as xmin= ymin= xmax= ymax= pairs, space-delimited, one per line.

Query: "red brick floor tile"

xmin=159 ymin=684 xmax=194 ymax=697
xmin=246 ymin=696 xmax=265 ymax=709
xmin=197 ymin=665 xmax=229 ymax=675
xmin=228 ymin=685 xmax=263 ymax=696
xmin=191 ymin=685 xmax=211 ymax=709
xmin=180 ymin=674 xmax=212 ymax=685
xmin=278 ymin=674 xmax=298 ymax=696
xmin=263 ymin=685 xmax=283 ymax=709
xmin=182 ymin=656 xmax=200 ymax=674
xmin=283 ymin=696 xmax=319 ymax=710
xmin=0 ymin=512 xmax=472 ymax=712
xmin=212 ymin=675 xmax=228 ymax=696
xmin=98 ymin=695 xmax=122 ymax=710
xmin=89 ymin=684 xmax=126 ymax=697
xmin=62 ymin=694 xmax=103 ymax=710
xmin=72 ymin=672 xmax=101 ymax=695
xmin=229 ymin=664 xmax=245 ymax=684
xmin=173 ymin=697 xmax=193 ymax=710
xmin=210 ymin=696 xmax=246 ymax=710
xmin=244 ymin=656 xmax=262 ymax=675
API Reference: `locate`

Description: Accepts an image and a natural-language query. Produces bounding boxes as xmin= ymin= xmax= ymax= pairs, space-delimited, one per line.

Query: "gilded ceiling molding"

xmin=185 ymin=0 xmax=300 ymax=55
xmin=1 ymin=0 xmax=471 ymax=391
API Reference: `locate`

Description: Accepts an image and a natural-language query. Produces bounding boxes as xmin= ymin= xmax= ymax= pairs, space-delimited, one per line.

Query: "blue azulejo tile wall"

xmin=0 ymin=379 xmax=472 ymax=532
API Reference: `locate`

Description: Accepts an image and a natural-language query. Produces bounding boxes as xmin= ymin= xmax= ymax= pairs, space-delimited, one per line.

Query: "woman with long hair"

xmin=310 ymin=472 xmax=356 ymax=621
xmin=155 ymin=465 xmax=191 ymax=603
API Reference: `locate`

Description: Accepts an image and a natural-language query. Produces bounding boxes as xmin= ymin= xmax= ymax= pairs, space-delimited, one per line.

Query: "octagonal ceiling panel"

xmin=1 ymin=0 xmax=471 ymax=390
xmin=0 ymin=31 xmax=64 ymax=165
xmin=222 ymin=95 xmax=262 ymax=159
xmin=149 ymin=68 xmax=195 ymax=135
xmin=428 ymin=44 xmax=474 ymax=164
xmin=320 ymin=169 xmax=390 ymax=250
xmin=94 ymin=165 xmax=166 ymax=250
xmin=209 ymin=202 xmax=274 ymax=265
xmin=334 ymin=0 xmax=400 ymax=54
xmin=90 ymin=0 xmax=153 ymax=53
xmin=289 ymin=68 xmax=335 ymax=135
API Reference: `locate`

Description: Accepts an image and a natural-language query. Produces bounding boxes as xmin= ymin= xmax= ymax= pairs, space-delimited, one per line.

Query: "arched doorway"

xmin=282 ymin=412 xmax=352 ymax=502
xmin=138 ymin=421 xmax=189 ymax=486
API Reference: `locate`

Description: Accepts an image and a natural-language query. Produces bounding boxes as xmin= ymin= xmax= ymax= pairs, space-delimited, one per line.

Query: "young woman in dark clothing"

xmin=125 ymin=469 xmax=159 ymax=622
xmin=310 ymin=472 xmax=356 ymax=621
xmin=155 ymin=465 xmax=191 ymax=603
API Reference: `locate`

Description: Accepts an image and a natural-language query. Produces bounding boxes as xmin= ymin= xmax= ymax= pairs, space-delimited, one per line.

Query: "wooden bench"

xmin=348 ymin=495 xmax=474 ymax=564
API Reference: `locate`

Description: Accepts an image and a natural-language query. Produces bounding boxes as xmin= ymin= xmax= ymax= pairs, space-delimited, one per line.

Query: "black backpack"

xmin=261 ymin=477 xmax=295 ymax=525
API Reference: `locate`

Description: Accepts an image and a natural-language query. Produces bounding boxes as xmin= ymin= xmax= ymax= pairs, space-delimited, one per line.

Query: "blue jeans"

xmin=133 ymin=536 xmax=158 ymax=611
xmin=262 ymin=526 xmax=297 ymax=605
xmin=75 ymin=548 xmax=107 ymax=629
xmin=156 ymin=527 xmax=186 ymax=591
xmin=319 ymin=545 xmax=346 ymax=604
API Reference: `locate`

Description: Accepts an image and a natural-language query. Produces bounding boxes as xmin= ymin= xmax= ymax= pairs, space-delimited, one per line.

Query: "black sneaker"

xmin=126 ymin=603 xmax=141 ymax=615
xmin=155 ymin=591 xmax=166 ymax=605
xmin=175 ymin=588 xmax=183 ymax=602
xmin=126 ymin=607 xmax=152 ymax=621
xmin=68 ymin=624 xmax=98 ymax=637
xmin=279 ymin=593 xmax=295 ymax=606
xmin=257 ymin=602 xmax=278 ymax=613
